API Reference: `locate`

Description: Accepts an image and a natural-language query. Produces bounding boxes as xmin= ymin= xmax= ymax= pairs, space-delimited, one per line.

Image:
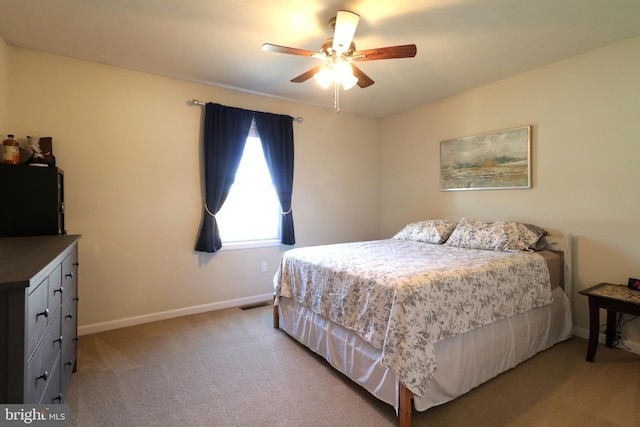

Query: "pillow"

xmin=445 ymin=218 xmax=542 ymax=252
xmin=392 ymin=220 xmax=458 ymax=244
xmin=522 ymin=223 xmax=549 ymax=250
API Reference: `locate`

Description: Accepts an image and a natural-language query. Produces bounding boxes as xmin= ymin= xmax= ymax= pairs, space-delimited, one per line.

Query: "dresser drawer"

xmin=61 ymin=293 xmax=77 ymax=339
xmin=26 ymin=263 xmax=63 ymax=362
xmin=61 ymin=247 xmax=78 ymax=304
xmin=48 ymin=263 xmax=63 ymax=315
xmin=25 ymin=310 xmax=61 ymax=403
xmin=26 ymin=277 xmax=50 ymax=360
xmin=40 ymin=353 xmax=62 ymax=404
xmin=60 ymin=321 xmax=77 ymax=401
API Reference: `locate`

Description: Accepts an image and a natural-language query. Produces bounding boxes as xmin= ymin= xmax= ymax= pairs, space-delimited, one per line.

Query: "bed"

xmin=272 ymin=218 xmax=573 ymax=427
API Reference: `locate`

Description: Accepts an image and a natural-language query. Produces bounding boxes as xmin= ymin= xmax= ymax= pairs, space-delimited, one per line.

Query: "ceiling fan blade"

xmin=332 ymin=10 xmax=360 ymax=54
xmin=291 ymin=65 xmax=324 ymax=83
xmin=262 ymin=43 xmax=321 ymax=57
xmin=351 ymin=64 xmax=374 ymax=88
xmin=352 ymin=44 xmax=417 ymax=61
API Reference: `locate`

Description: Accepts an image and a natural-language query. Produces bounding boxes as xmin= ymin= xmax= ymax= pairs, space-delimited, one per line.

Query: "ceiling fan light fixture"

xmin=334 ymin=61 xmax=358 ymax=90
xmin=313 ymin=67 xmax=333 ymax=89
xmin=341 ymin=72 xmax=359 ymax=90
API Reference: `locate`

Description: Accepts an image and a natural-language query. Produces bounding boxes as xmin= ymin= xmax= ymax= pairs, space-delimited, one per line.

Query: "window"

xmin=194 ymin=104 xmax=295 ymax=253
xmin=215 ymin=123 xmax=281 ymax=247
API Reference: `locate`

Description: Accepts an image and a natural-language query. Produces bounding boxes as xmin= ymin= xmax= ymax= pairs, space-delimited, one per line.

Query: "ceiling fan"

xmin=262 ymin=10 xmax=417 ymax=111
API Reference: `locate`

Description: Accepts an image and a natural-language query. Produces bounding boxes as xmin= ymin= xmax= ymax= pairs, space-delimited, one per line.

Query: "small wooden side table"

xmin=579 ymin=283 xmax=640 ymax=362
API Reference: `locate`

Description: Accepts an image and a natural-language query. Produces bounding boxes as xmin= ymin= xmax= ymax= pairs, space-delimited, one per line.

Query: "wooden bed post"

xmin=273 ymin=295 xmax=279 ymax=329
xmin=398 ymin=383 xmax=413 ymax=427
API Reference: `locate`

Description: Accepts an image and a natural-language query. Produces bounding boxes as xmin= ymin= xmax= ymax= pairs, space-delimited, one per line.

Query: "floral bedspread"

xmin=273 ymin=239 xmax=552 ymax=398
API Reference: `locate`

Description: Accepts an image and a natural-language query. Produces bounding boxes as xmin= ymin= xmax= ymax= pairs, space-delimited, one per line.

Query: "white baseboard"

xmin=78 ymin=293 xmax=274 ymax=336
xmin=572 ymin=326 xmax=640 ymax=355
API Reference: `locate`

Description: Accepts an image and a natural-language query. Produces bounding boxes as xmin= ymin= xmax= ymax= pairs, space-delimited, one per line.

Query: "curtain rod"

xmin=191 ymin=99 xmax=303 ymax=123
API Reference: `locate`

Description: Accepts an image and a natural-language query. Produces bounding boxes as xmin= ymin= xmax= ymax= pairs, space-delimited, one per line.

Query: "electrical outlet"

xmin=261 ymin=262 xmax=268 ymax=273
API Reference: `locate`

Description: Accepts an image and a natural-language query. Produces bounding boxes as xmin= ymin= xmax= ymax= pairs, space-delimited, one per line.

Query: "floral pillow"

xmin=522 ymin=223 xmax=549 ymax=250
xmin=392 ymin=220 xmax=458 ymax=244
xmin=445 ymin=218 xmax=544 ymax=252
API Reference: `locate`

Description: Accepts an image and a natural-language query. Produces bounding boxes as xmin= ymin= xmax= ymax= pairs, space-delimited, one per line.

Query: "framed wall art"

xmin=440 ymin=125 xmax=531 ymax=191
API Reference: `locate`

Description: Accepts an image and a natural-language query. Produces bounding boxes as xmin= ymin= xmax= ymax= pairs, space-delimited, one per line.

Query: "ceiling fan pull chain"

xmin=334 ymin=80 xmax=340 ymax=113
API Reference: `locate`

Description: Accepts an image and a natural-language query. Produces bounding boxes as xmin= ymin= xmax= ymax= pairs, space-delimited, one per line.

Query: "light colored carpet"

xmin=66 ymin=305 xmax=640 ymax=426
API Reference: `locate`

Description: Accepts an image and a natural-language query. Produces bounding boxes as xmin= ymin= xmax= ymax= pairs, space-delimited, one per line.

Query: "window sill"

xmin=220 ymin=239 xmax=281 ymax=251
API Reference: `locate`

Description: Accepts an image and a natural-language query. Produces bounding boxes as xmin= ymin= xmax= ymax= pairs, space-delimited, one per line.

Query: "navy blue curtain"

xmin=255 ymin=112 xmax=296 ymax=245
xmin=195 ymin=103 xmax=254 ymax=253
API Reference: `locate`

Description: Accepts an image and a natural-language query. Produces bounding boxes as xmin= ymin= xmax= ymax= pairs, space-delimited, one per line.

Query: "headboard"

xmin=545 ymin=233 xmax=573 ymax=303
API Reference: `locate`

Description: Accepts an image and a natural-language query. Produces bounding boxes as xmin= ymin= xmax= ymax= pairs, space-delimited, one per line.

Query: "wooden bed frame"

xmin=273 ymin=233 xmax=572 ymax=427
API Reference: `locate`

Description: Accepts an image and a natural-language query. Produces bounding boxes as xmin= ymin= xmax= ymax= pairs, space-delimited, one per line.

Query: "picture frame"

xmin=440 ymin=125 xmax=531 ymax=191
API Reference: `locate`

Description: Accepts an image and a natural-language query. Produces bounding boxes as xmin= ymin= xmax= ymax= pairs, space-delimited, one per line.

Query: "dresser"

xmin=0 ymin=235 xmax=80 ymax=403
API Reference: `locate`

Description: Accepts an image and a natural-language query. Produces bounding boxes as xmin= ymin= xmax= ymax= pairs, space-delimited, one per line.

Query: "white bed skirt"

xmin=278 ymin=287 xmax=572 ymax=412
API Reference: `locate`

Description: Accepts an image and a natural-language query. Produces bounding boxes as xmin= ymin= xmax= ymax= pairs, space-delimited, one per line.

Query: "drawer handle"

xmin=36 ymin=371 xmax=49 ymax=382
xmin=73 ymin=337 xmax=79 ymax=342
xmin=54 ymin=286 xmax=64 ymax=295
xmin=36 ymin=308 xmax=49 ymax=319
xmin=54 ymin=336 xmax=63 ymax=346
xmin=65 ymin=313 xmax=74 ymax=319
xmin=53 ymin=393 xmax=62 ymax=402
xmin=65 ymin=272 xmax=74 ymax=278
xmin=73 ymin=262 xmax=79 ymax=267
xmin=65 ymin=359 xmax=74 ymax=367
xmin=73 ymin=296 xmax=80 ymax=302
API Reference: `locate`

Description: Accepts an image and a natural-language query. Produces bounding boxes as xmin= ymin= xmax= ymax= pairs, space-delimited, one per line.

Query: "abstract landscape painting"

xmin=440 ymin=126 xmax=531 ymax=191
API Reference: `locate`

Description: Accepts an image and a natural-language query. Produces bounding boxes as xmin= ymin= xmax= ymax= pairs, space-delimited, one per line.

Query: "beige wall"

xmin=0 ymin=37 xmax=8 ymax=132
xmin=380 ymin=36 xmax=640 ymax=343
xmin=6 ymin=47 xmax=380 ymax=332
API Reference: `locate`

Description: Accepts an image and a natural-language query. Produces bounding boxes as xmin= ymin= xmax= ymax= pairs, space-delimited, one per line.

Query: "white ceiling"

xmin=1 ymin=0 xmax=640 ymax=118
